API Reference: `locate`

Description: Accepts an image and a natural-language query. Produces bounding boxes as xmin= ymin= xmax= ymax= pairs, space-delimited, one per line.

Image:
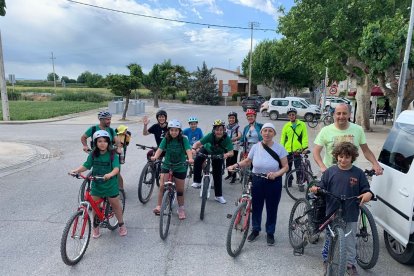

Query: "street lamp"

xmin=248 ymin=21 xmax=259 ymax=97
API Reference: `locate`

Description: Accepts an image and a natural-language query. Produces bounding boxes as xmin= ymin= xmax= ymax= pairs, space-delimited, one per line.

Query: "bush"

xmin=232 ymin=93 xmax=240 ymax=101
xmin=7 ymin=90 xmax=21 ymax=101
xmin=51 ymin=91 xmax=111 ymax=102
xmin=180 ymin=95 xmax=187 ymax=103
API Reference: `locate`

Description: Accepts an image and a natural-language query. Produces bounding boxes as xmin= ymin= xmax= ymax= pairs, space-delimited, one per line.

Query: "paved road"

xmin=0 ymin=102 xmax=413 ymax=275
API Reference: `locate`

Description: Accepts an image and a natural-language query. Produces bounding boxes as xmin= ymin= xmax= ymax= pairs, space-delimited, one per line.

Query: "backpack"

xmin=90 ymin=125 xmax=116 ymax=149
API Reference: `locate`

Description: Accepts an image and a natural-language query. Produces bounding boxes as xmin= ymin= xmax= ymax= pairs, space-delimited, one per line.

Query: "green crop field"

xmin=0 ymin=101 xmax=107 ymax=121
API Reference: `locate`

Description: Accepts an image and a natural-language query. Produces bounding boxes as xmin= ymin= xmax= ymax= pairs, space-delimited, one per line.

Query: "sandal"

xmin=153 ymin=205 xmax=161 ymax=216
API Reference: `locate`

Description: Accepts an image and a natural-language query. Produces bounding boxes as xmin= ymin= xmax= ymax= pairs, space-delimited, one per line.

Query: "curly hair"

xmin=332 ymin=142 xmax=359 ymax=163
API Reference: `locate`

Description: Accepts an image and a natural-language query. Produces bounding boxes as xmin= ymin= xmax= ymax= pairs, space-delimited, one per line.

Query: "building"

xmin=212 ymin=67 xmax=249 ymax=97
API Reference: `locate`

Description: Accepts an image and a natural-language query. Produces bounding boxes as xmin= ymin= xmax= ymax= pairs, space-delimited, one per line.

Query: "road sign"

xmin=329 ymin=81 xmax=338 ymax=95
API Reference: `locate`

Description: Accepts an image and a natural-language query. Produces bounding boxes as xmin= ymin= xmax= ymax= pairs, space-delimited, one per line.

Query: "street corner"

xmin=0 ymin=142 xmax=51 ymax=178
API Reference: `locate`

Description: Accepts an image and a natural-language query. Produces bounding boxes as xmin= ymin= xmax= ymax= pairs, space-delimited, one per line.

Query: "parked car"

xmin=371 ymin=110 xmax=414 ymax=265
xmin=267 ymin=97 xmax=321 ymax=121
xmin=260 ymin=101 xmax=269 ymax=117
xmin=285 ymin=97 xmax=319 ymax=109
xmin=241 ymin=96 xmax=266 ymax=112
xmin=321 ymin=96 xmax=352 ymax=110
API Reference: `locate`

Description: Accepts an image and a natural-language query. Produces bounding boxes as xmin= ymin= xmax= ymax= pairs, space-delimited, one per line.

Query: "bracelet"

xmin=236 ymin=163 xmax=240 ymax=168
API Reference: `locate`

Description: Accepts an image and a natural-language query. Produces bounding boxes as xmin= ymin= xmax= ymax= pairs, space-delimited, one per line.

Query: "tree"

xmin=189 ymin=62 xmax=220 ymax=105
xmin=278 ymin=0 xmax=413 ymax=130
xmin=159 ymin=59 xmax=190 ymax=100
xmin=76 ymin=71 xmax=104 ymax=87
xmin=106 ymin=64 xmax=142 ymax=120
xmin=47 ymin=72 xmax=59 ymax=81
xmin=143 ymin=64 xmax=165 ymax=108
xmin=0 ymin=0 xmax=6 ymax=16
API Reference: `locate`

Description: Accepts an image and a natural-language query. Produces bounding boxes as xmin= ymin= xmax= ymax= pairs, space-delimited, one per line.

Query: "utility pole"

xmin=50 ymin=52 xmax=56 ymax=93
xmin=322 ymin=63 xmax=329 ymax=111
xmin=0 ymin=29 xmax=10 ymax=121
xmin=248 ymin=21 xmax=259 ymax=97
xmin=395 ymin=0 xmax=414 ymax=120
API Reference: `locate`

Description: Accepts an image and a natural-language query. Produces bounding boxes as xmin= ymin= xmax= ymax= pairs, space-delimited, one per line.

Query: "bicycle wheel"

xmin=60 ymin=210 xmax=91 ymax=266
xmin=323 ymin=115 xmax=333 ymax=126
xmin=307 ymin=119 xmax=318 ymax=128
xmin=78 ymin=171 xmax=92 ymax=202
xmin=288 ymin=198 xmax=311 ymax=250
xmin=285 ymin=169 xmax=315 ymax=201
xmin=226 ymin=201 xmax=250 ymax=257
xmin=159 ymin=191 xmax=172 ymax=240
xmin=200 ymin=176 xmax=210 ymax=220
xmin=327 ymin=226 xmax=346 ymax=276
xmin=356 ymin=205 xmax=379 ymax=269
xmin=138 ymin=162 xmax=155 ymax=204
xmin=105 ymin=198 xmax=120 ymax=230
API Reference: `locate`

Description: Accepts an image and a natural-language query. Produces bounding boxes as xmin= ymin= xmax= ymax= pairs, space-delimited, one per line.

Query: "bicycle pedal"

xmin=226 ymin=214 xmax=232 ymax=219
xmin=293 ymin=247 xmax=304 ymax=256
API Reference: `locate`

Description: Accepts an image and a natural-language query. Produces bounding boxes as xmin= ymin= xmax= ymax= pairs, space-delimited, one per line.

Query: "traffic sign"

xmin=329 ymin=86 xmax=337 ymax=95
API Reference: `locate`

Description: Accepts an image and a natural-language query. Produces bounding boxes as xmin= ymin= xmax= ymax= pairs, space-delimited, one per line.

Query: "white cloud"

xmin=179 ymin=0 xmax=223 ymax=15
xmin=229 ymin=0 xmax=281 ymax=19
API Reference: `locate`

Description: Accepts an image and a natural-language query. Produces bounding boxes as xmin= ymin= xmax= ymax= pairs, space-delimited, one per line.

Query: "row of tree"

xmin=243 ymin=0 xmax=414 ymax=130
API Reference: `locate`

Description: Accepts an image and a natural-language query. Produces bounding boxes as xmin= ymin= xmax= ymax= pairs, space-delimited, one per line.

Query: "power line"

xmin=66 ymin=0 xmax=276 ymax=32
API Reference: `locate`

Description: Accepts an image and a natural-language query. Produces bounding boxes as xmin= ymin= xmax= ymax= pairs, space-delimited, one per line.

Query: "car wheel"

xmin=384 ymin=231 xmax=414 ymax=264
xmin=304 ymin=113 xmax=314 ymax=122
xmin=269 ymin=111 xmax=279 ymax=120
xmin=261 ymin=109 xmax=269 ymax=117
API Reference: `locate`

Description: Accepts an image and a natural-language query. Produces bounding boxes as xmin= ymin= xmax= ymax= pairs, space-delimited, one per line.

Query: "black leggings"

xmin=193 ymin=148 xmax=224 ymax=197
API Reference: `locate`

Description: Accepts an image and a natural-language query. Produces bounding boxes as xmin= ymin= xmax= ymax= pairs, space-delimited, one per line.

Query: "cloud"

xmin=229 ymin=0 xmax=281 ymax=19
xmin=179 ymin=0 xmax=223 ymax=15
xmin=1 ymin=0 xmax=252 ymax=79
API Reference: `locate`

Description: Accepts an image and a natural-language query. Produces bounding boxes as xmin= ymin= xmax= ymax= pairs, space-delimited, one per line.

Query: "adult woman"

xmin=225 ymin=111 xmax=242 ymax=183
xmin=228 ymin=123 xmax=288 ymax=245
xmin=239 ymin=109 xmax=263 ymax=153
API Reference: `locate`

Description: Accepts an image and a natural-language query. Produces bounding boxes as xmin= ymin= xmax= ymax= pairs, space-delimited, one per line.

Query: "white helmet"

xmin=93 ymin=130 xmax=110 ymax=142
xmin=188 ymin=116 xmax=198 ymax=123
xmin=167 ymin=119 xmax=182 ymax=129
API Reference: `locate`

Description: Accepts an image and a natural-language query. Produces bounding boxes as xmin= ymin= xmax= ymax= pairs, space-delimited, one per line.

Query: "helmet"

xmin=228 ymin=111 xmax=238 ymax=118
xmin=93 ymin=130 xmax=110 ymax=142
xmin=212 ymin=119 xmax=225 ymax=127
xmin=167 ymin=119 xmax=182 ymax=129
xmin=246 ymin=109 xmax=256 ymax=116
xmin=287 ymin=107 xmax=297 ymax=114
xmin=98 ymin=111 xmax=112 ymax=120
xmin=116 ymin=124 xmax=128 ymax=134
xmin=156 ymin=110 xmax=167 ymax=119
xmin=188 ymin=116 xmax=198 ymax=123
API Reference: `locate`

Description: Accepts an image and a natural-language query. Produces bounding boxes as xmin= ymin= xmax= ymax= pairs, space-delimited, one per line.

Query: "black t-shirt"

xmin=148 ymin=123 xmax=168 ymax=146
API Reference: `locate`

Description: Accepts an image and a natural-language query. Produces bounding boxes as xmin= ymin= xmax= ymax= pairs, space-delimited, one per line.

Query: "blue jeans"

xmin=251 ymin=175 xmax=282 ymax=234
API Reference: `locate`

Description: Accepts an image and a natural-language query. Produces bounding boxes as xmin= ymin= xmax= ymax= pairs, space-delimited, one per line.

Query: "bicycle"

xmin=136 ymin=143 xmax=161 ymax=204
xmin=307 ymin=111 xmax=333 ymax=128
xmin=61 ymin=173 xmax=123 ymax=265
xmin=226 ymin=168 xmax=268 ymax=257
xmin=196 ymin=152 xmax=224 ymax=220
xmin=238 ymin=141 xmax=255 ymax=184
xmin=159 ymin=161 xmax=188 ymax=240
xmin=288 ymin=171 xmax=379 ymax=275
xmin=284 ymin=149 xmax=317 ymax=201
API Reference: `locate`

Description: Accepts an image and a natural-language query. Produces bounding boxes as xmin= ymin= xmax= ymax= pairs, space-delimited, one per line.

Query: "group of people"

xmin=70 ymin=102 xmax=383 ymax=276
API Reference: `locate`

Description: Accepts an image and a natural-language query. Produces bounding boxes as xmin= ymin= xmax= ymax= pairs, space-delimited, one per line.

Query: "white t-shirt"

xmin=248 ymin=142 xmax=288 ymax=174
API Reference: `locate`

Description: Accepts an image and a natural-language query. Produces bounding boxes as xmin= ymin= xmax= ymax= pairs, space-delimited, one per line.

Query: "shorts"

xmin=160 ymin=168 xmax=186 ymax=180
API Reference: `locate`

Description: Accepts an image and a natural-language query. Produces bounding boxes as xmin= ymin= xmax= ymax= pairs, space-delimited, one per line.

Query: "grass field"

xmin=0 ymin=101 xmax=107 ymax=121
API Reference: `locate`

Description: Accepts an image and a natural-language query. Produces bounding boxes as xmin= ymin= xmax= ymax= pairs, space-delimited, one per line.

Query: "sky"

xmin=1 ymin=0 xmax=295 ymax=80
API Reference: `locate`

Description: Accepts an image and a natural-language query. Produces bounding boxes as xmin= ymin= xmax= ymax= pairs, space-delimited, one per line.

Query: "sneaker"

xmin=247 ymin=230 xmax=259 ymax=242
xmin=215 ymin=196 xmax=227 ymax=204
xmin=224 ymin=174 xmax=232 ymax=180
xmin=177 ymin=206 xmax=186 ymax=220
xmin=298 ymin=184 xmax=305 ymax=192
xmin=346 ymin=265 xmax=359 ymax=276
xmin=92 ymin=227 xmax=101 ymax=239
xmin=267 ymin=234 xmax=275 ymax=246
xmin=191 ymin=182 xmax=201 ymax=188
xmin=119 ymin=224 xmax=127 ymax=236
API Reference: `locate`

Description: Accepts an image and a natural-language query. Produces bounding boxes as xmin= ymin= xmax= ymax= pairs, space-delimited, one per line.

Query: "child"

xmin=71 ymin=130 xmax=127 ymax=237
xmin=151 ymin=119 xmax=194 ymax=220
xmin=115 ymin=124 xmax=132 ymax=164
xmin=310 ymin=142 xmax=373 ymax=276
xmin=142 ymin=110 xmax=168 ymax=147
xmin=183 ymin=116 xmax=204 ymax=146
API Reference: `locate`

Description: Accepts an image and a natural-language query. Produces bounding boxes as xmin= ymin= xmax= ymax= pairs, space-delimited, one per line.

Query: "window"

xmin=292 ymin=101 xmax=306 ymax=108
xmin=378 ymin=122 xmax=414 ymax=174
xmin=271 ymin=100 xmax=288 ymax=106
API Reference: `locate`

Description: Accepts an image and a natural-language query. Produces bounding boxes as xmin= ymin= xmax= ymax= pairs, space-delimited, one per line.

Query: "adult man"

xmin=81 ymin=111 xmax=125 ymax=190
xmin=280 ymin=107 xmax=309 ymax=190
xmin=313 ymin=103 xmax=382 ymax=175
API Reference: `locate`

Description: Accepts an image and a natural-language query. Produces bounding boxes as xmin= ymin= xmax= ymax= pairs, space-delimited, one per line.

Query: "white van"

xmin=267 ymin=97 xmax=321 ymax=121
xmin=370 ymin=110 xmax=414 ymax=264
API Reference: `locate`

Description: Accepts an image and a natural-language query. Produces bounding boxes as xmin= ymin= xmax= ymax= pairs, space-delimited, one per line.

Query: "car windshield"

xmin=300 ymin=100 xmax=311 ymax=107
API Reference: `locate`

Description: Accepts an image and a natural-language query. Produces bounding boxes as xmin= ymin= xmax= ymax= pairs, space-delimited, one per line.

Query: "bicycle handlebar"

xmin=316 ymin=188 xmax=377 ymax=202
xmin=196 ymin=152 xmax=224 ymax=159
xmin=364 ymin=168 xmax=383 ymax=177
xmin=230 ymin=168 xmax=268 ymax=179
xmin=136 ymin=143 xmax=157 ymax=151
xmin=68 ymin=173 xmax=105 ymax=181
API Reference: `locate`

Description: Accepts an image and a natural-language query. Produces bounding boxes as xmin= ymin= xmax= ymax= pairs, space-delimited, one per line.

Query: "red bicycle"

xmin=226 ymin=168 xmax=268 ymax=257
xmin=61 ymin=173 xmax=122 ymax=265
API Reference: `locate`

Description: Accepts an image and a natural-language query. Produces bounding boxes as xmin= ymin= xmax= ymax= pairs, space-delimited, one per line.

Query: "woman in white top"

xmin=228 ymin=123 xmax=288 ymax=246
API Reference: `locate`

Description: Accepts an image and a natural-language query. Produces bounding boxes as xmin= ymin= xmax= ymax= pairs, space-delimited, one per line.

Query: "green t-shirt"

xmin=200 ymin=132 xmax=234 ymax=155
xmin=314 ymin=123 xmax=366 ymax=167
xmin=83 ymin=151 xmax=120 ymax=197
xmin=84 ymin=125 xmax=116 ymax=142
xmin=159 ymin=136 xmax=191 ymax=173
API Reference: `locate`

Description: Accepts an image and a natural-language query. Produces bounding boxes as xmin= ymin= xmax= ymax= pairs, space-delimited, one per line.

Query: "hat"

xmin=261 ymin=123 xmax=276 ymax=133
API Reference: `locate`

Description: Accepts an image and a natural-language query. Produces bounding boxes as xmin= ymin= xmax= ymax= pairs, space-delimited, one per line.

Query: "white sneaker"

xmin=191 ymin=182 xmax=201 ymax=188
xmin=215 ymin=196 xmax=227 ymax=204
